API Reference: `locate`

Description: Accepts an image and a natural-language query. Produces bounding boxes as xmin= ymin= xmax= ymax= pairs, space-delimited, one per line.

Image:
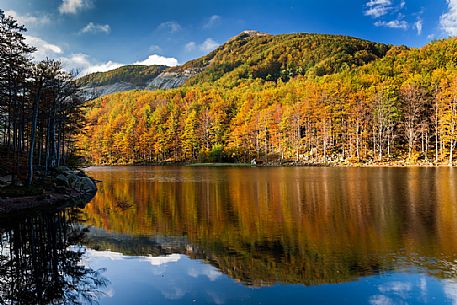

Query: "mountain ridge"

xmin=78 ymin=31 xmax=393 ymax=99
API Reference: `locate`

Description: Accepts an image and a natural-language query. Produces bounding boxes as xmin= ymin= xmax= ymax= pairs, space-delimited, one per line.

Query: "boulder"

xmin=80 ymin=177 xmax=96 ymax=193
xmin=67 ymin=173 xmax=79 ymax=188
xmin=55 ymin=174 xmax=69 ymax=187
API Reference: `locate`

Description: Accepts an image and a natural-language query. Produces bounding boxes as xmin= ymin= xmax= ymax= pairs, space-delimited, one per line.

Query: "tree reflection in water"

xmin=0 ymin=209 xmax=108 ymax=305
xmin=84 ymin=167 xmax=457 ymax=286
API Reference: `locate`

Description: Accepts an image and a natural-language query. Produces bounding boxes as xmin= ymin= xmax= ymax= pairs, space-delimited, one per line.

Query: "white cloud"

xmin=24 ymin=35 xmax=63 ymax=60
xmin=80 ymin=61 xmax=121 ymax=75
xmin=59 ymin=0 xmax=91 ymax=15
xmin=63 ymin=53 xmax=178 ymax=76
xmin=80 ymin=22 xmax=111 ymax=34
xmin=374 ymin=19 xmax=409 ymax=29
xmin=203 ymin=15 xmax=221 ymax=29
xmin=23 ymin=34 xmax=176 ymax=76
xmin=185 ymin=39 xmax=219 ymax=53
xmin=364 ymin=0 xmax=393 ymax=18
xmin=133 ymin=54 xmax=178 ymax=66
xmin=364 ymin=0 xmax=414 ymax=32
xmin=441 ymin=0 xmax=457 ymax=36
xmin=185 ymin=41 xmax=197 ymax=52
xmin=5 ymin=10 xmax=50 ymax=26
xmin=157 ymin=21 xmax=182 ymax=33
xmin=61 ymin=54 xmax=123 ymax=75
xmin=149 ymin=44 xmax=162 ymax=52
xmin=200 ymin=38 xmax=219 ymax=52
xmin=414 ymin=17 xmax=423 ymax=35
xmin=23 ymin=35 xmax=120 ymax=76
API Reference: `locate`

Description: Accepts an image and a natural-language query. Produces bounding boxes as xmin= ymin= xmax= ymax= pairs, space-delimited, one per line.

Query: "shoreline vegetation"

xmin=0 ymin=10 xmax=96 ymax=214
xmin=88 ymin=160 xmax=454 ymax=168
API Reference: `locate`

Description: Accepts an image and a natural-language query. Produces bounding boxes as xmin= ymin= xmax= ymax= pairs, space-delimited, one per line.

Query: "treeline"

xmin=80 ymin=37 xmax=457 ymax=165
xmin=0 ymin=10 xmax=83 ymax=185
xmin=182 ymin=32 xmax=390 ymax=87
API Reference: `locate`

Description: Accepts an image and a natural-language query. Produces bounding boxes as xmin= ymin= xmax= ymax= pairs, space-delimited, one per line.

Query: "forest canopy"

xmin=79 ymin=35 xmax=457 ymax=166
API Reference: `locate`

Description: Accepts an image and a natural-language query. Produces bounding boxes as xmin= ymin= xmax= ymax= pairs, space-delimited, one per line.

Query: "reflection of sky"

xmin=81 ymin=248 xmax=457 ymax=305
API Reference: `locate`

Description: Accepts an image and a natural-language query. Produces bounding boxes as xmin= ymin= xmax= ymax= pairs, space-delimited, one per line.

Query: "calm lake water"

xmin=2 ymin=166 xmax=457 ymax=304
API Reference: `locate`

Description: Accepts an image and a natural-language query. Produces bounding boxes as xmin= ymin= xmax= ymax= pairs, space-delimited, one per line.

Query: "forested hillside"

xmin=79 ymin=35 xmax=457 ymax=165
xmin=78 ymin=31 xmax=391 ymax=98
xmin=182 ymin=31 xmax=391 ymax=86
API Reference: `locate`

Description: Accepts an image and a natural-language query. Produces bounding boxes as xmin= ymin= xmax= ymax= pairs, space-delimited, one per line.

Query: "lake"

xmin=2 ymin=166 xmax=457 ymax=304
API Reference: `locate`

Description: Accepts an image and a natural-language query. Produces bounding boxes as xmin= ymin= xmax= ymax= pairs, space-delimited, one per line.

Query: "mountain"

xmin=78 ymin=31 xmax=392 ymax=99
xmin=77 ymin=65 xmax=168 ymax=100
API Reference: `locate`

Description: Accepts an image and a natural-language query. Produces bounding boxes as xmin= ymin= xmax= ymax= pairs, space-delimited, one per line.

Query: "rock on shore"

xmin=0 ymin=166 xmax=97 ymax=215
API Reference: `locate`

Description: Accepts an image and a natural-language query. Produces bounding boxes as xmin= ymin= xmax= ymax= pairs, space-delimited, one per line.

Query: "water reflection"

xmin=0 ymin=209 xmax=108 ymax=305
xmin=84 ymin=167 xmax=457 ymax=286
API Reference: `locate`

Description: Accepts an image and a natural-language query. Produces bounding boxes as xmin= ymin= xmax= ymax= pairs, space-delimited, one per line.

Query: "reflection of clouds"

xmin=142 ymin=254 xmax=181 ymax=266
xmin=83 ymin=248 xmax=181 ymax=266
xmin=419 ymin=276 xmax=427 ymax=300
xmin=378 ymin=281 xmax=412 ymax=298
xmin=370 ymin=280 xmax=416 ymax=305
xmin=207 ymin=290 xmax=226 ymax=305
xmin=104 ymin=287 xmax=114 ymax=298
xmin=85 ymin=249 xmax=124 ymax=260
xmin=443 ymin=280 xmax=457 ymax=305
xmin=188 ymin=264 xmax=222 ymax=281
xmin=161 ymin=287 xmax=187 ymax=300
xmin=370 ymin=295 xmax=395 ymax=305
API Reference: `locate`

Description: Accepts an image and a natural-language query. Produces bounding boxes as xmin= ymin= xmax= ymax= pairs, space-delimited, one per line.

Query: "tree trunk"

xmin=27 ymin=85 xmax=42 ymax=185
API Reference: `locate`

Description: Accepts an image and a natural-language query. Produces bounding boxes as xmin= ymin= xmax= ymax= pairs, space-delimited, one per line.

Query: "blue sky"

xmin=1 ymin=0 xmax=455 ymax=75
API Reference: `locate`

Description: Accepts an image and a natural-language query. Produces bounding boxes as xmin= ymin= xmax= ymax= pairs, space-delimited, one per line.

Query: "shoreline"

xmin=0 ymin=167 xmax=98 ymax=216
xmin=84 ymin=161 xmax=456 ymax=168
xmin=0 ymin=191 xmax=96 ymax=217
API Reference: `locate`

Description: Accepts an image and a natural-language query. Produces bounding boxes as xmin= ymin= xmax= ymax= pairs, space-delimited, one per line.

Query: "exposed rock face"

xmin=80 ymin=82 xmax=142 ymax=101
xmin=146 ymin=69 xmax=200 ymax=90
xmin=146 ymin=71 xmax=187 ymax=89
xmin=79 ymin=69 xmax=201 ymax=100
xmin=229 ymin=30 xmax=270 ymax=42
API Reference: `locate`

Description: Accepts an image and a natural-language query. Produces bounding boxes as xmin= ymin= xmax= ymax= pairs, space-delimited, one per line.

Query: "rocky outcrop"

xmin=0 ymin=166 xmax=97 ymax=215
xmin=146 ymin=68 xmax=200 ymax=90
xmin=53 ymin=166 xmax=97 ymax=194
xmin=80 ymin=82 xmax=142 ymax=101
xmin=146 ymin=71 xmax=188 ymax=90
xmin=79 ymin=69 xmax=200 ymax=100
